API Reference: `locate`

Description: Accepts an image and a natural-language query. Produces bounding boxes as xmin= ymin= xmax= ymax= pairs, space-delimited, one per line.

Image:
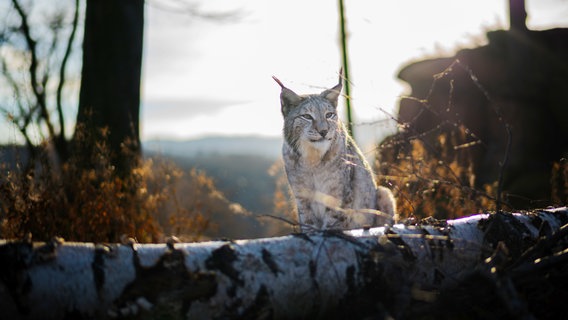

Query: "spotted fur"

xmin=274 ymin=72 xmax=396 ymax=231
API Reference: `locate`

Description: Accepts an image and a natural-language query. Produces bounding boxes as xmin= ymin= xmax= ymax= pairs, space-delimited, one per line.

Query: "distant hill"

xmin=143 ymin=135 xmax=283 ymax=159
xmin=142 ymin=136 xmax=288 ymax=236
xmin=1 ymin=137 xmax=292 ymax=239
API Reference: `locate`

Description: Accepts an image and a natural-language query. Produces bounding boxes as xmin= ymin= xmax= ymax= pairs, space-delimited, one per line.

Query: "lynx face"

xmin=273 ymin=76 xmax=343 ymax=160
xmin=285 ymin=96 xmax=341 ymax=156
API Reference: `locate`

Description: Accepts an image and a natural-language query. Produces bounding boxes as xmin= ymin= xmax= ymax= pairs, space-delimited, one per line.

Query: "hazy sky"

xmin=1 ymin=0 xmax=567 ymax=149
xmin=140 ymin=0 xmax=568 ymax=150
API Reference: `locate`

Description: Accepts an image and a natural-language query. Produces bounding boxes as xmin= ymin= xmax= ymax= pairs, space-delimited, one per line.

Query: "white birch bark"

xmin=0 ymin=207 xmax=566 ymax=319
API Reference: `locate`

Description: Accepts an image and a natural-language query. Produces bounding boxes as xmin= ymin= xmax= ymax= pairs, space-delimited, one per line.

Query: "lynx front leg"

xmin=295 ymin=198 xmax=315 ymax=232
xmin=376 ymin=186 xmax=396 ymax=224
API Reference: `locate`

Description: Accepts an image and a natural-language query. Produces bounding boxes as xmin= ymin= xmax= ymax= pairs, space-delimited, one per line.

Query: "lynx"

xmin=273 ymin=71 xmax=396 ymax=231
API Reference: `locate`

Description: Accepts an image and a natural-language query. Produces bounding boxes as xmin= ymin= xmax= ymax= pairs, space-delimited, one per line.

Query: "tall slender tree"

xmin=338 ymin=0 xmax=353 ymax=138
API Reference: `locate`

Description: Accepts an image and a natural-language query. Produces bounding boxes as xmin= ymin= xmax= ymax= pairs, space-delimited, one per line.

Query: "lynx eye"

xmin=300 ymin=114 xmax=314 ymax=121
xmin=326 ymin=112 xmax=336 ymax=119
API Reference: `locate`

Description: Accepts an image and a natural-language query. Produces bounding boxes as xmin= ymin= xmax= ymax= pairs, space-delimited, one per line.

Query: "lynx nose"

xmin=319 ymin=129 xmax=328 ymax=138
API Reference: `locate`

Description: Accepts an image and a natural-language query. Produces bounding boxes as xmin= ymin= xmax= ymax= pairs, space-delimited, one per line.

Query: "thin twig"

xmin=453 ymin=60 xmax=513 ymax=212
xmin=257 ymin=214 xmax=297 ymax=226
xmin=56 ymin=0 xmax=80 ymax=145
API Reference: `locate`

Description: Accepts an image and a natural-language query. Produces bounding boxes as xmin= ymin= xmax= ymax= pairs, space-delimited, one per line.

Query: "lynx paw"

xmin=377 ymin=186 xmax=396 ymax=219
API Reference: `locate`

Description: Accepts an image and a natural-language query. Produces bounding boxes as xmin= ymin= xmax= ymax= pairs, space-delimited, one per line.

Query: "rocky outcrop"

xmin=392 ymin=28 xmax=568 ymax=208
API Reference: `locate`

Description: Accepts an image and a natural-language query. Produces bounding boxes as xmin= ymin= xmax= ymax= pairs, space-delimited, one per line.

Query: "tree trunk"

xmin=1 ymin=208 xmax=567 ymax=319
xmin=75 ymin=0 xmax=144 ymax=175
xmin=509 ymin=0 xmax=527 ymax=31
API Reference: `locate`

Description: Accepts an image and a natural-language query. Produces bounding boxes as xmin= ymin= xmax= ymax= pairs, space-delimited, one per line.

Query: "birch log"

xmin=1 ymin=207 xmax=567 ymax=319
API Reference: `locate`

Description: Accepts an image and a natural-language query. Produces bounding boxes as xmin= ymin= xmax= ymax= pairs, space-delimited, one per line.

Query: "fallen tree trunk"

xmin=1 ymin=207 xmax=567 ymax=319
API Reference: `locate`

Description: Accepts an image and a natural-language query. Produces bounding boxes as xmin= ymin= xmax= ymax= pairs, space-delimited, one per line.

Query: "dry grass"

xmin=0 ymin=138 xmax=214 ymax=243
xmin=378 ymin=126 xmax=502 ymax=221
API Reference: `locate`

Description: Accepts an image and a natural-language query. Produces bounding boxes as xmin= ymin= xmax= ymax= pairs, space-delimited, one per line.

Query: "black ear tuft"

xmin=273 ymin=76 xmax=302 ymax=116
xmin=320 ymin=69 xmax=343 ymax=107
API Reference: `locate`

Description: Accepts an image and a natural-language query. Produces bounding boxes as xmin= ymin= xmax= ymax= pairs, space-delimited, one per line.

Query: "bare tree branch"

xmin=0 ymin=53 xmax=37 ymax=156
xmin=11 ymin=0 xmax=57 ymax=142
xmin=55 ymin=0 xmax=80 ymax=146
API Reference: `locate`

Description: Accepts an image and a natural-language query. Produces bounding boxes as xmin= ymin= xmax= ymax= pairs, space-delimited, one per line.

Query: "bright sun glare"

xmin=141 ymin=0 xmax=513 ymax=150
xmin=1 ymin=0 xmax=567 ymax=148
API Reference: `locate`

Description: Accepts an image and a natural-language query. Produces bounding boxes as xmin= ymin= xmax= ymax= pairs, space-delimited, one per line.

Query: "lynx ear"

xmin=320 ymin=69 xmax=343 ymax=107
xmin=273 ymin=76 xmax=302 ymax=116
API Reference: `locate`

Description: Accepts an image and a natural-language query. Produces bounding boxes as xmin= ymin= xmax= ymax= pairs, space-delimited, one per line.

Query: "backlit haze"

xmin=1 ymin=0 xmax=567 ymax=153
xmin=141 ymin=0 xmax=567 ymax=152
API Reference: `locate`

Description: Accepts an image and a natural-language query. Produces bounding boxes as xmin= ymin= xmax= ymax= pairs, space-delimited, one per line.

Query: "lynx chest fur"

xmin=273 ymin=73 xmax=396 ymax=231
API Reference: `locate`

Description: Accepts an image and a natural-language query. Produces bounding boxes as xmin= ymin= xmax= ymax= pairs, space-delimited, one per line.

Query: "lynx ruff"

xmin=273 ymin=72 xmax=396 ymax=231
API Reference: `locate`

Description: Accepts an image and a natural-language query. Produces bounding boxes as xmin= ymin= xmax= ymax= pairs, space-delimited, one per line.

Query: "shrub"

xmin=378 ymin=126 xmax=500 ymax=221
xmin=0 ymin=140 xmax=213 ymax=243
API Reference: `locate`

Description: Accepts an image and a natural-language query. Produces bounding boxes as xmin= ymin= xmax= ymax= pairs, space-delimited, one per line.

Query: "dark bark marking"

xmin=537 ymin=220 xmax=553 ymax=238
xmin=419 ymin=227 xmax=431 ymax=236
xmin=530 ymin=213 xmax=557 ymax=238
xmin=434 ymin=268 xmax=445 ymax=286
xmin=0 ymin=239 xmax=57 ymax=315
xmin=542 ymin=208 xmax=568 ymax=226
xmin=113 ymin=245 xmax=217 ymax=318
xmin=309 ymin=259 xmax=317 ymax=278
xmin=0 ymin=238 xmax=64 ymax=316
xmin=441 ymin=226 xmax=455 ymax=251
xmin=32 ymin=237 xmax=63 ymax=264
xmin=422 ymin=224 xmax=452 ymax=261
xmin=557 ymin=210 xmax=568 ymax=226
xmin=261 ymin=248 xmax=281 ymax=276
xmin=345 ymin=265 xmax=356 ymax=292
xmin=481 ymin=212 xmax=534 ymax=259
xmin=418 ymin=227 xmax=447 ymax=261
xmin=386 ymin=229 xmax=416 ymax=261
xmin=446 ymin=237 xmax=455 ymax=251
xmin=436 ymin=239 xmax=445 ymax=261
xmin=205 ymin=244 xmax=244 ymax=286
xmin=226 ymin=284 xmax=237 ymax=298
xmin=92 ymin=245 xmax=108 ymax=298
xmin=419 ymin=227 xmax=438 ymax=260
xmin=240 ymin=285 xmax=273 ymax=320
xmin=337 ymin=248 xmax=395 ymax=319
